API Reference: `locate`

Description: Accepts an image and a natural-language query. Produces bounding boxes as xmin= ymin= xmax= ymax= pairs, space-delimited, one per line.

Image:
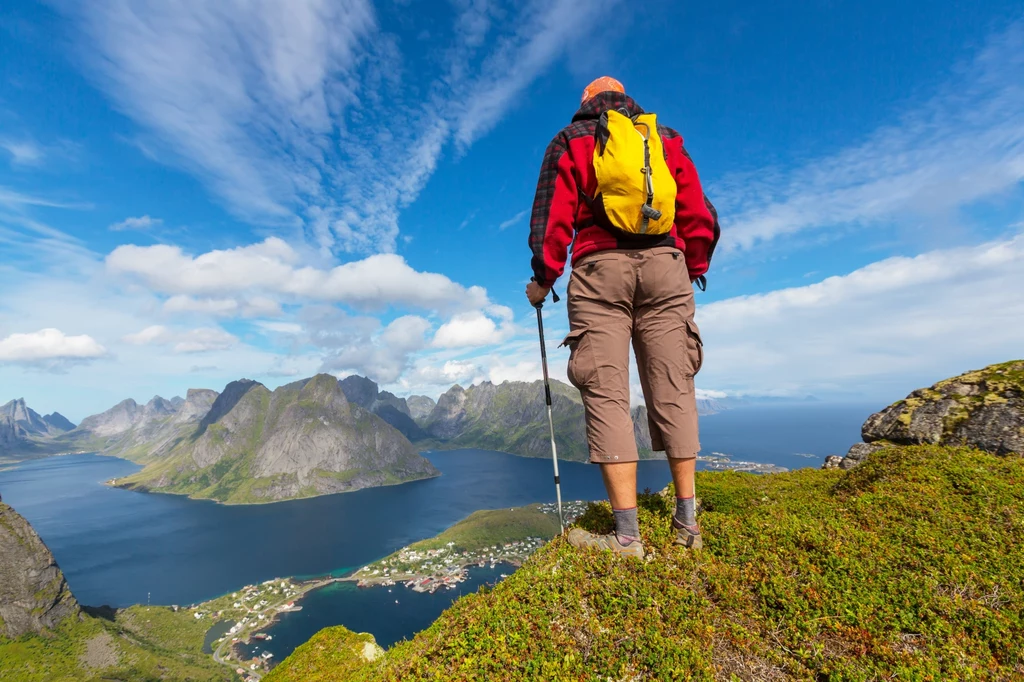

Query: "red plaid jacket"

xmin=529 ymin=92 xmax=720 ymax=288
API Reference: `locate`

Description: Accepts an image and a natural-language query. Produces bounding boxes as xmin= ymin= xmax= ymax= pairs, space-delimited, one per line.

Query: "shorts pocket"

xmin=561 ymin=328 xmax=598 ymax=389
xmin=685 ymin=318 xmax=704 ymax=377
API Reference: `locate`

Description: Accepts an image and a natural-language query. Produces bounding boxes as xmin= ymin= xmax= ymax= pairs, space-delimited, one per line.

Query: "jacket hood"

xmin=572 ymin=91 xmax=644 ymax=122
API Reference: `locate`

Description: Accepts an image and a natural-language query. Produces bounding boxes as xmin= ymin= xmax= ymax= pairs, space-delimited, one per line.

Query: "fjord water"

xmin=0 ymin=404 xmax=871 ymax=655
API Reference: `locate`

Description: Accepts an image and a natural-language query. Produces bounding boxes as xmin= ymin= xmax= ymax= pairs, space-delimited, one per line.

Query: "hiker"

xmin=525 ymin=77 xmax=720 ymax=558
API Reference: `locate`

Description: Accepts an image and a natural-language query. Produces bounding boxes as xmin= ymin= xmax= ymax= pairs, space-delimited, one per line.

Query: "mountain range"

xmin=1 ymin=374 xmax=723 ymax=500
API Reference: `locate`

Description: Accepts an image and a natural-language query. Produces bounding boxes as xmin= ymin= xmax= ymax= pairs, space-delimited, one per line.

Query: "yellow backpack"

xmin=587 ymin=109 xmax=676 ymax=235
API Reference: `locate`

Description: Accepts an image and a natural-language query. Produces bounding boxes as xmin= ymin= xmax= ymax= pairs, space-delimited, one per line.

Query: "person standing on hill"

xmin=525 ymin=77 xmax=720 ymax=557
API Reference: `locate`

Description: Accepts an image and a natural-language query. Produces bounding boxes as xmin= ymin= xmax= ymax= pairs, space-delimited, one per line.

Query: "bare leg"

xmin=600 ymin=462 xmax=637 ymax=509
xmin=668 ymin=456 xmax=696 ymax=499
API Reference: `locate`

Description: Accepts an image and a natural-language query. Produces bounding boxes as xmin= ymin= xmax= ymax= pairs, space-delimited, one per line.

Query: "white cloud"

xmin=498 ymin=209 xmax=529 ymax=231
xmin=452 ymin=0 xmax=620 ymax=149
xmin=109 ymin=215 xmax=162 ymax=231
xmin=0 ymin=328 xmax=107 ymax=365
xmin=122 ymin=325 xmax=237 ymax=354
xmin=432 ymin=308 xmax=515 ymax=348
xmin=60 ymin=0 xmax=623 ymax=254
xmin=696 ymin=233 xmax=1024 ymax=397
xmin=107 ymin=237 xmax=490 ymax=311
xmin=717 ymin=20 xmax=1024 ymax=255
xmin=162 ymin=295 xmax=283 ymax=318
xmin=0 ymin=139 xmax=45 ymax=166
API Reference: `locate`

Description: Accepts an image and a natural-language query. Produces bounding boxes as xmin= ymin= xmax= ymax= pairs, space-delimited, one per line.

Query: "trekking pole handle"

xmin=530 ymin=277 xmax=560 ymax=307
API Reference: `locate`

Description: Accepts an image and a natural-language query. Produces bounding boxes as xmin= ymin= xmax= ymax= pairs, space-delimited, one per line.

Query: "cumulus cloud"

xmin=109 ymin=215 xmax=162 ymax=231
xmin=696 ymin=233 xmax=1024 ymax=397
xmin=0 ymin=328 xmax=107 ymax=366
xmin=716 ymin=19 xmax=1024 ymax=255
xmin=122 ymin=325 xmax=237 ymax=354
xmin=107 ymin=237 xmax=489 ymax=311
xmin=163 ymin=295 xmax=282 ymax=318
xmin=432 ymin=307 xmax=515 ymax=348
xmin=317 ymin=314 xmax=433 ymax=384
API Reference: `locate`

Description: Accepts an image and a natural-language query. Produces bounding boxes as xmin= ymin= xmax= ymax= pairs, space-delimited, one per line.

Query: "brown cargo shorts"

xmin=562 ymin=247 xmax=703 ymax=464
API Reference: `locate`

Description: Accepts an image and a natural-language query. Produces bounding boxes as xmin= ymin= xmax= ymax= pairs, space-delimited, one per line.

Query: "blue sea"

xmin=0 ymin=404 xmax=873 ymax=662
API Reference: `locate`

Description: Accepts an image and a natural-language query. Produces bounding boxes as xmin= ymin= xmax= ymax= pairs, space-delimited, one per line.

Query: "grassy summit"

xmin=268 ymin=445 xmax=1023 ymax=680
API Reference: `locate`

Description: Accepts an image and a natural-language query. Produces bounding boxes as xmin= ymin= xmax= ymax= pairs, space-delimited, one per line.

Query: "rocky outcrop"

xmin=826 ymin=360 xmax=1024 ymax=469
xmin=407 ymin=395 xmax=437 ymax=422
xmin=116 ymin=374 xmax=439 ymax=503
xmin=0 ymin=501 xmax=79 ymax=639
xmin=339 ymin=375 xmax=425 ymax=441
xmin=421 ymin=380 xmax=681 ymax=462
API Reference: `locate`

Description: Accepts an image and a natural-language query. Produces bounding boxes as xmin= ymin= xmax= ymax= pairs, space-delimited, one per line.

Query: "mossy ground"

xmin=0 ymin=606 xmax=235 ymax=681
xmin=270 ymin=445 xmax=1023 ymax=681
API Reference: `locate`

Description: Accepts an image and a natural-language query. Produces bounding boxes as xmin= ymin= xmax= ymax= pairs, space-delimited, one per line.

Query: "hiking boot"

xmin=673 ymin=521 xmax=703 ymax=550
xmin=567 ymin=528 xmax=645 ymax=559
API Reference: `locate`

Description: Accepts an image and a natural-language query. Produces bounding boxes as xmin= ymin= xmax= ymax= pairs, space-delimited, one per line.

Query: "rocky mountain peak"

xmin=42 ymin=412 xmax=75 ymax=432
xmin=407 ymin=395 xmax=437 ymax=422
xmin=196 ymin=379 xmax=262 ymax=435
xmin=1 ymin=398 xmax=49 ymax=436
xmin=0 ymin=502 xmax=79 ymax=639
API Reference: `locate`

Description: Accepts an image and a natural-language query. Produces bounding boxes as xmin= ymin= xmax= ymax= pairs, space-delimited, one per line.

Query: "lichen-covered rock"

xmin=0 ymin=502 xmax=79 ymax=639
xmin=831 ymin=361 xmax=1024 ymax=470
xmin=863 ymin=361 xmax=1023 ymax=455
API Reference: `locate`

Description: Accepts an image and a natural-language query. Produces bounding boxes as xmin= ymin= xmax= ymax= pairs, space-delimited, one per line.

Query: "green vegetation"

xmin=412 ymin=505 xmax=562 ymax=553
xmin=0 ymin=606 xmax=235 ymax=681
xmin=270 ymin=445 xmax=1024 ymax=680
xmin=265 ymin=626 xmax=382 ymax=681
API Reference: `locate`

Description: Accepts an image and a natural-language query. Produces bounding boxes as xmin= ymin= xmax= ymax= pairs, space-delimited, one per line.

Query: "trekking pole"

xmin=532 ymin=280 xmax=564 ymax=534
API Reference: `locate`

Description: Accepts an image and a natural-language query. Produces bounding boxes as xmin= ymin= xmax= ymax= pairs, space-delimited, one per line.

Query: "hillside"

xmin=419 ymin=379 xmax=666 ymax=461
xmin=0 ymin=500 xmax=233 ymax=681
xmin=267 ymin=444 xmax=1024 ymax=680
xmin=114 ymin=374 xmax=439 ymax=504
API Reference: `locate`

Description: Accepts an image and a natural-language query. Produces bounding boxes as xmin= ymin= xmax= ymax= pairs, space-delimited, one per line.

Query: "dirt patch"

xmin=79 ymin=631 xmax=119 ymax=670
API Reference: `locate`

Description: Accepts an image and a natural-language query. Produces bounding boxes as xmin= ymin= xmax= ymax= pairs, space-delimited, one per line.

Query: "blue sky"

xmin=1 ymin=0 xmax=1023 ymax=421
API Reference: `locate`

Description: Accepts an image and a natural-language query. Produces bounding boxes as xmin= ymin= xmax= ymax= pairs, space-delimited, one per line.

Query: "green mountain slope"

xmin=268 ymin=445 xmax=1024 ymax=681
xmin=420 ymin=379 xmax=662 ymax=461
xmin=115 ymin=374 xmax=439 ymax=504
xmin=0 ymin=501 xmax=233 ymax=681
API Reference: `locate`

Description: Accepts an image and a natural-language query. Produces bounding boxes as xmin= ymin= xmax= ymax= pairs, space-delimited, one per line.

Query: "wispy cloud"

xmin=0 ymin=139 xmax=45 ymax=166
xmin=109 ymin=215 xmax=162 ymax=231
xmin=716 ymin=19 xmax=1024 ymax=255
xmin=498 ymin=209 xmax=529 ymax=231
xmin=60 ymin=0 xmax=622 ymax=255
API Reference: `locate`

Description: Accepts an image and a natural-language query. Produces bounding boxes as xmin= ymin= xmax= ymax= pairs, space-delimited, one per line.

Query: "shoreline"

xmin=104 ymin=467 xmax=442 ymax=506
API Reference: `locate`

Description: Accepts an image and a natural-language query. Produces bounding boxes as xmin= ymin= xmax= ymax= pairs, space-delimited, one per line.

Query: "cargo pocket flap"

xmin=560 ymin=329 xmax=587 ymax=348
xmin=685 ymin=319 xmax=703 ymax=345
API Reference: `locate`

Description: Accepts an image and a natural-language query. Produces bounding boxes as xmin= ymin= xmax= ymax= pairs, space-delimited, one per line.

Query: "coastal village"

xmin=188 ymin=576 xmax=336 ymax=680
xmin=351 ymin=501 xmax=590 ymax=593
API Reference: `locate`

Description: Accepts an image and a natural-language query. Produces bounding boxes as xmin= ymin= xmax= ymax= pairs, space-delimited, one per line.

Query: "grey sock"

xmin=613 ymin=507 xmax=640 ymax=545
xmin=675 ymin=496 xmax=696 ymax=527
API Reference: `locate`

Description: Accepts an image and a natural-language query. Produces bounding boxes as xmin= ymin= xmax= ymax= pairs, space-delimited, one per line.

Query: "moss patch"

xmin=272 ymin=445 xmax=1024 ymax=681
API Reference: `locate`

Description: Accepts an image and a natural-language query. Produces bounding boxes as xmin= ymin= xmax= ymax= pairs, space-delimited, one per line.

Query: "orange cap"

xmin=581 ymin=76 xmax=624 ymax=104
